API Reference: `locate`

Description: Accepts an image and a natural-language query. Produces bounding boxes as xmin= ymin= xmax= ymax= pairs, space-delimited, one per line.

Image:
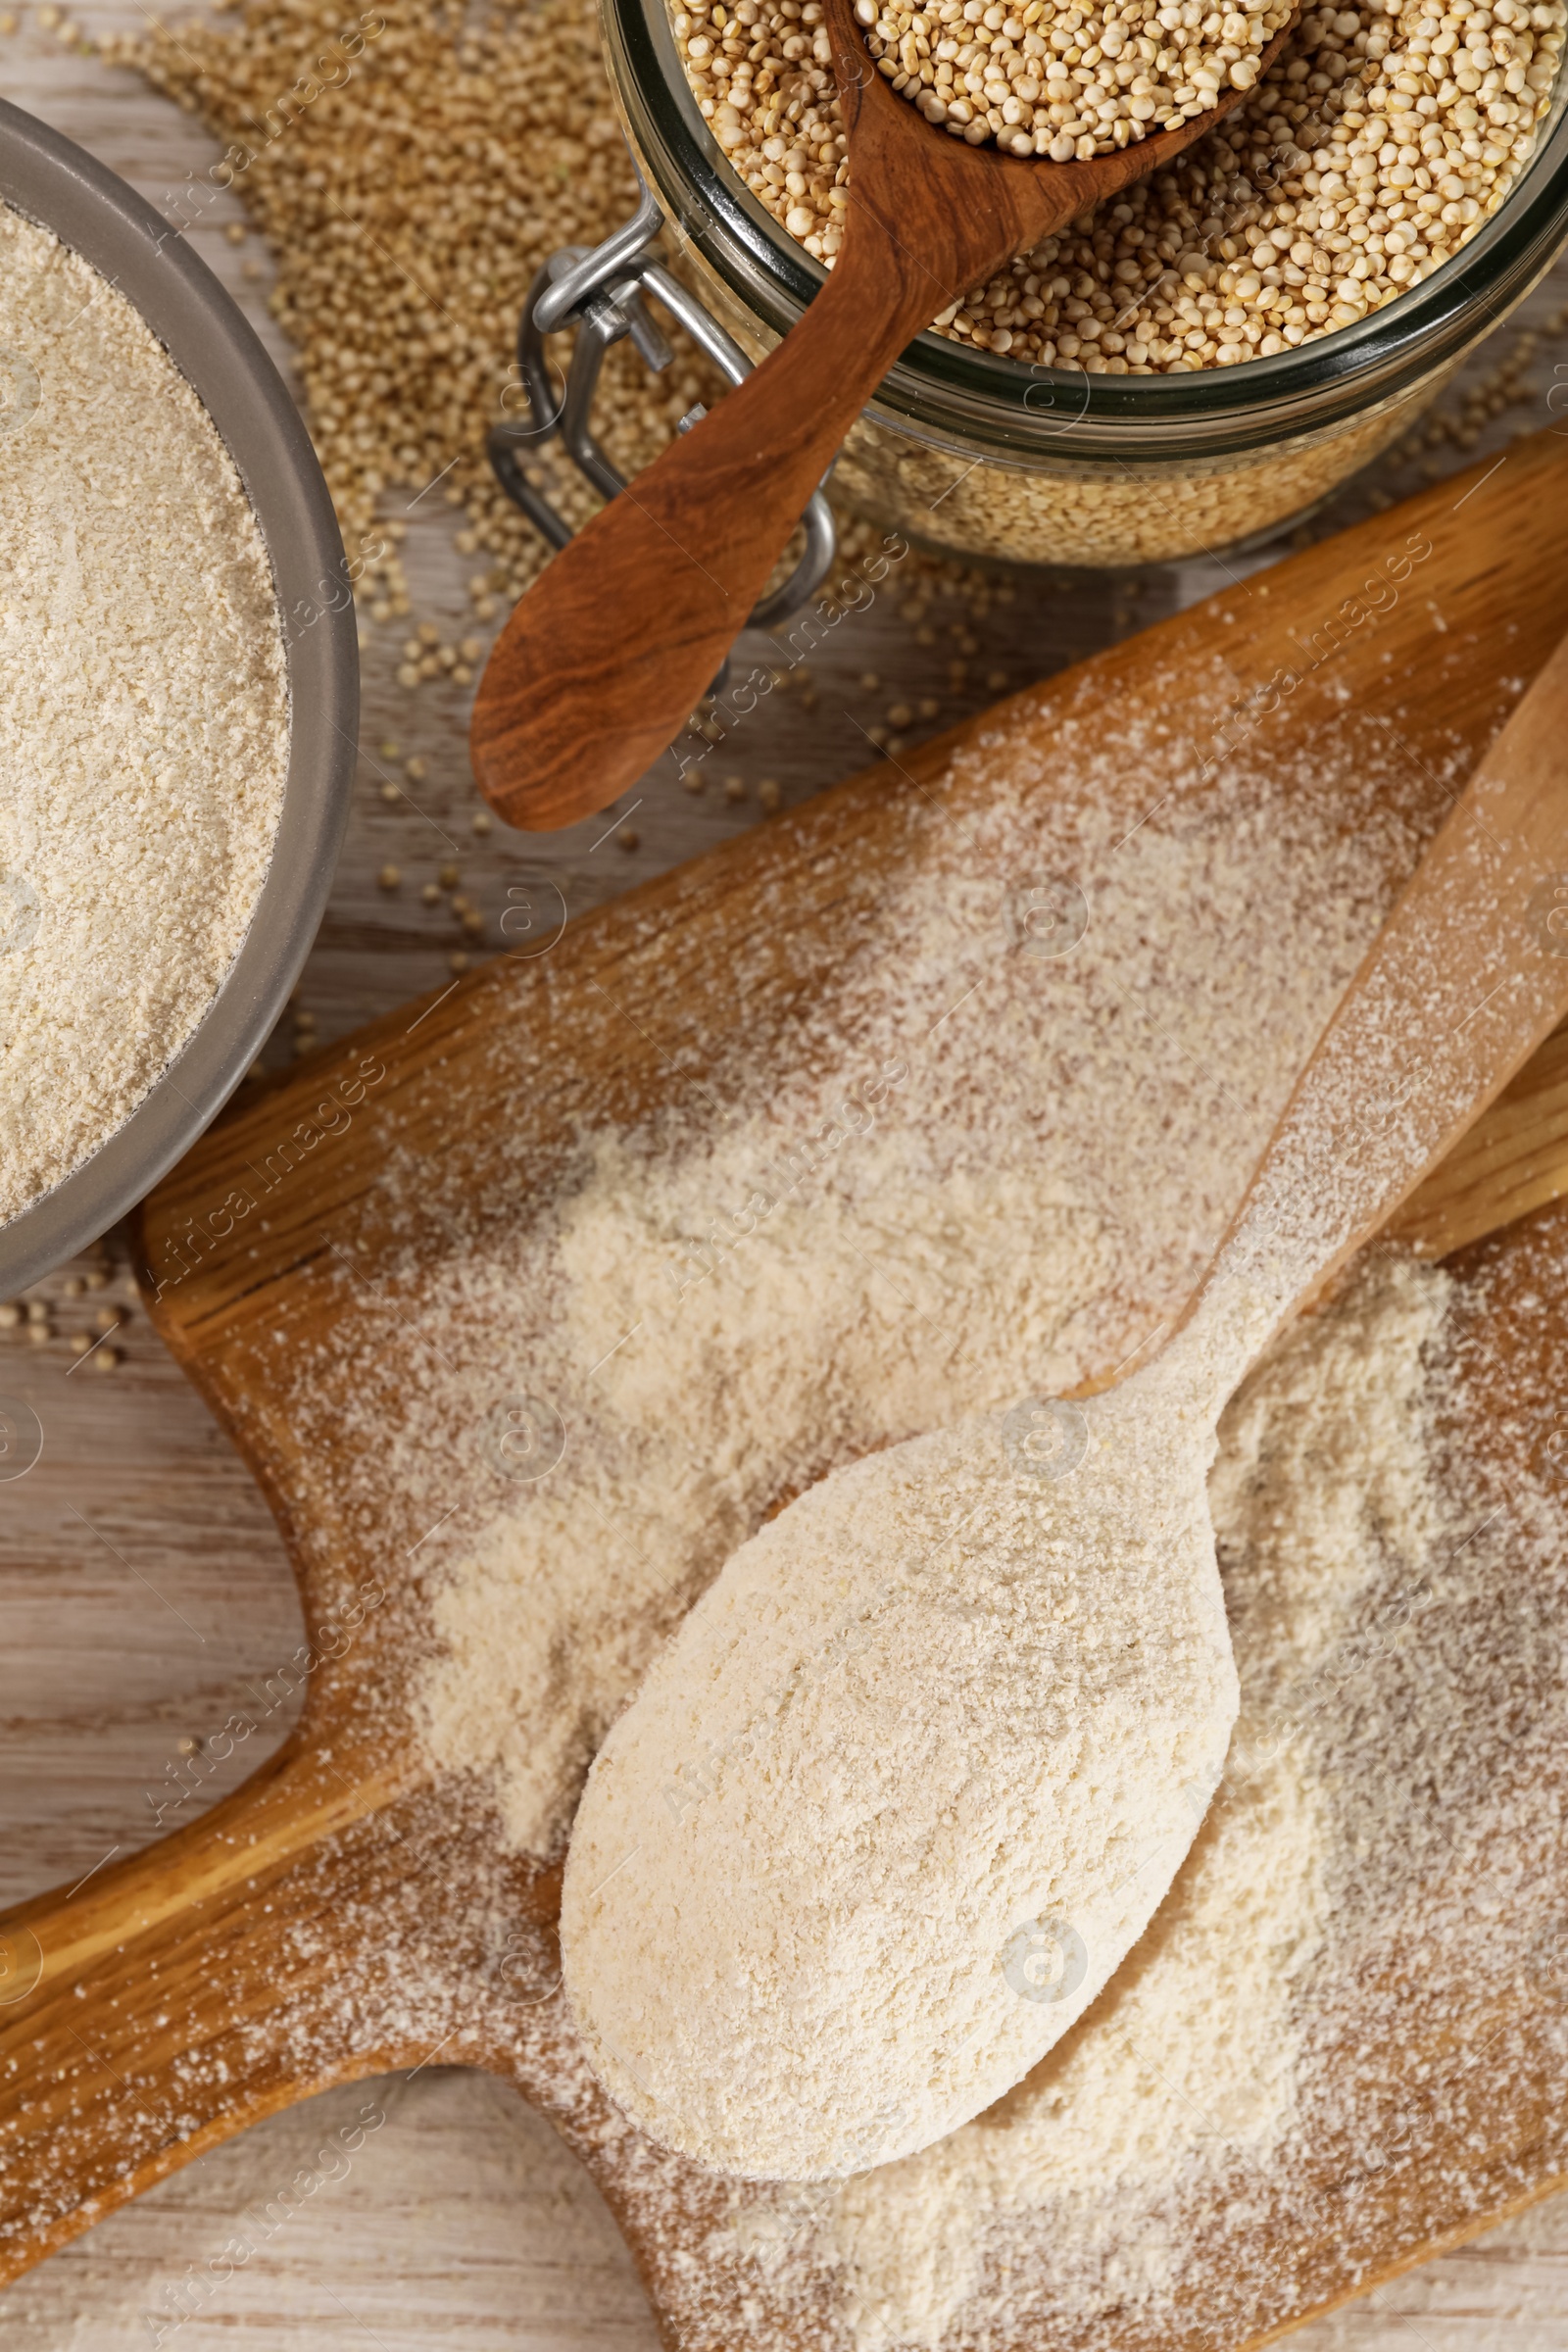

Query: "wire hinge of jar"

xmin=487 ymin=172 xmax=837 ymax=697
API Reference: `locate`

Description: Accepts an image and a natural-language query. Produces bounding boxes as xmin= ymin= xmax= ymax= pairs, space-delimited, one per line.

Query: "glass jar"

xmin=598 ymin=0 xmax=1568 ymax=565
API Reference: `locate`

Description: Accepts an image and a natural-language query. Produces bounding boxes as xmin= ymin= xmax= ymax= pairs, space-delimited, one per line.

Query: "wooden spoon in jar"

xmin=469 ymin=0 xmax=1296 ymax=830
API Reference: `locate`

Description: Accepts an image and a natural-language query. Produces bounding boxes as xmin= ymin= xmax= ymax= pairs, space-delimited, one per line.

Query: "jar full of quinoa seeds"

xmin=597 ymin=0 xmax=1568 ymax=563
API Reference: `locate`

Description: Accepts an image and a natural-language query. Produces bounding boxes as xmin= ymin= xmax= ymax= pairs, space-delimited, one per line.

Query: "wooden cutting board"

xmin=5 ymin=430 xmax=1568 ymax=2348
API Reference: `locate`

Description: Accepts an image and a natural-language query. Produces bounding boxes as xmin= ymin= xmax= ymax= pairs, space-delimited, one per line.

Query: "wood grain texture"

xmin=5 ymin=436 xmax=1568 ymax=2352
xmin=0 ymin=2070 xmax=661 ymax=2352
xmin=466 ymin=0 xmax=1296 ymax=831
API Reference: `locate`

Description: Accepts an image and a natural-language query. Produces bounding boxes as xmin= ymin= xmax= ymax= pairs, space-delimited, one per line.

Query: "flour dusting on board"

xmin=424 ymin=1130 xmax=1112 ymax=1851
xmin=416 ymin=754 xmax=1419 ymax=1855
xmin=205 ymin=673 xmax=1568 ymax=2351
xmin=806 ymin=1251 xmax=1452 ymax=2346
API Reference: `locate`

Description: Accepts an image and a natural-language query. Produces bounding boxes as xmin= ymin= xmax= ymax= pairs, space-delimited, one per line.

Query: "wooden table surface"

xmin=8 ymin=13 xmax=1568 ymax=2346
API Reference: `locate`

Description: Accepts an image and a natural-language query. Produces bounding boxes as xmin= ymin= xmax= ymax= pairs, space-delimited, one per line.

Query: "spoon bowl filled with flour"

xmin=0 ymin=100 xmax=356 ymax=1291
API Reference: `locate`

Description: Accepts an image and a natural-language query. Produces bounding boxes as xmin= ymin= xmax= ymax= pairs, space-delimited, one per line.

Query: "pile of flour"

xmin=0 ymin=201 xmax=288 ymax=1223
xmin=265 ymin=640 xmax=1555 ymax=2343
xmin=560 ymin=1381 xmax=1240 ymax=2178
xmin=227 ymin=609 xmax=1567 ymax=2344
xmin=808 ymin=1248 xmax=1455 ymax=2344
xmin=415 ymin=754 xmax=1420 ymax=1857
xmin=410 ymin=1185 xmax=1461 ymax=2336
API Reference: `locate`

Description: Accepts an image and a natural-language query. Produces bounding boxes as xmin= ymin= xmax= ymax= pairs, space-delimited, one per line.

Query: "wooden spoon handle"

xmin=1391 ymin=1014 xmax=1568 ymax=1255
xmin=1184 ymin=628 xmax=1568 ymax=1395
xmin=0 ymin=1740 xmax=413 ymax=2281
xmin=467 ymin=217 xmax=942 ymax=833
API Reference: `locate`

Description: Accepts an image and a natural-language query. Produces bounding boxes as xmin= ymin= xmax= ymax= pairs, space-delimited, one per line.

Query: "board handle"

xmin=0 ymin=1737 xmax=422 ymax=2283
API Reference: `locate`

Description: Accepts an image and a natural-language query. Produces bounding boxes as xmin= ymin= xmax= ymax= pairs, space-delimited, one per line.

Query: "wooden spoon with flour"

xmin=561 ymin=629 xmax=1568 ymax=2182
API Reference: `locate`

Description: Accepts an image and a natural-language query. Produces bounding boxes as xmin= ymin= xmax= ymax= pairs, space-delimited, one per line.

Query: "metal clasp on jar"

xmin=488 ymin=172 xmax=836 ymax=691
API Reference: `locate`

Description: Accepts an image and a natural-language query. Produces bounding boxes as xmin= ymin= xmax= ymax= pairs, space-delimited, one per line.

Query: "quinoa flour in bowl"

xmin=0 ymin=96 xmax=353 ymax=1291
xmin=0 ymin=198 xmax=289 ymax=1230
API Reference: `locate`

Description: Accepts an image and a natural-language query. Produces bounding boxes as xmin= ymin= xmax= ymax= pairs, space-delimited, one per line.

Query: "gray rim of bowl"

xmin=0 ymin=97 xmax=358 ymax=1297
